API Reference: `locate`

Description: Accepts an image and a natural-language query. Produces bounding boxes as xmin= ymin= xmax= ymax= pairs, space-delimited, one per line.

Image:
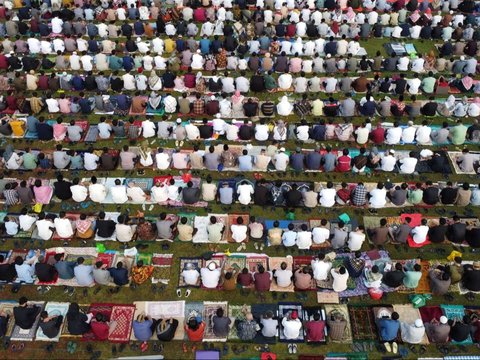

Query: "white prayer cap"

xmin=440 ymin=316 xmax=448 ymax=324
xmin=415 ymin=319 xmax=423 ymax=328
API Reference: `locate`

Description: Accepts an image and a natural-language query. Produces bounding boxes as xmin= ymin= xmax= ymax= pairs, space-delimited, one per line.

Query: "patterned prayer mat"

xmin=324 ymin=304 xmax=353 ymax=343
xmin=440 ymin=304 xmax=472 ymax=345
xmin=203 ymin=301 xmax=228 ymax=342
xmin=224 ymin=255 xmax=246 ymax=272
xmin=82 ymin=303 xmax=114 ymax=341
xmin=108 ymin=305 xmax=136 ymax=343
xmin=278 ymin=302 xmax=304 ymax=343
xmin=96 ymin=252 xmax=116 ymax=268
xmin=178 ymin=257 xmax=202 ymax=287
xmin=11 ymin=302 xmax=44 ymax=341
xmin=228 ymin=304 xmax=251 ymax=340
xmin=246 ymin=255 xmax=269 ymax=273
xmin=0 ymin=301 xmax=17 ymax=337
xmin=348 ymin=306 xmax=377 ymax=341
xmin=151 ymin=253 xmax=173 ymax=284
xmin=35 ymin=302 xmax=69 ymax=342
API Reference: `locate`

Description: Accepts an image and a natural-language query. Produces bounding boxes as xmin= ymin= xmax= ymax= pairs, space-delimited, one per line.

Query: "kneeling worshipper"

xmin=91 ymin=313 xmax=117 ymax=341
xmin=39 ymin=310 xmax=64 ymax=339
xmin=462 ymin=261 xmax=480 ymax=292
xmin=132 ymin=314 xmax=154 ymax=342
xmin=425 ymin=316 xmax=450 ymax=343
xmin=344 ymin=251 xmax=365 ymax=278
xmin=211 ymin=308 xmax=231 ymax=338
xmin=35 ymin=255 xmax=58 ymax=283
xmin=200 ymin=261 xmax=222 ymax=289
xmin=66 ymin=303 xmax=93 ymax=335
xmin=156 ymin=318 xmax=179 ymax=341
xmin=0 ymin=254 xmax=16 ymax=282
xmin=400 ymin=318 xmax=426 ymax=344
xmin=364 ymin=265 xmax=383 ymax=289
xmin=378 ymin=311 xmax=400 ymax=353
xmin=327 ymin=311 xmax=348 ymax=342
xmin=305 ymin=312 xmax=326 ymax=342
xmin=14 ymin=297 xmax=41 ymax=330
xmin=260 ymin=311 xmax=278 ymax=340
xmin=185 ymin=318 xmax=206 ymax=342
xmin=382 ymin=263 xmax=405 ymax=288
xmin=181 ymin=262 xmax=200 ymax=287
xmin=131 ymin=260 xmax=154 ymax=285
xmin=236 ymin=311 xmax=259 ymax=341
xmin=282 ymin=310 xmax=303 ymax=340
xmin=449 ymin=316 xmax=471 ymax=343
xmin=428 ymin=268 xmax=451 ymax=296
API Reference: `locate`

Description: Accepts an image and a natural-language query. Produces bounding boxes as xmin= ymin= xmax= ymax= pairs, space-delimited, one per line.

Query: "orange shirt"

xmin=185 ymin=322 xmax=205 ymax=342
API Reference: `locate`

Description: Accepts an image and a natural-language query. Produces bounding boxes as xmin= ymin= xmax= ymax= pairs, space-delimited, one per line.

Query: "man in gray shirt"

xmin=204 ymin=147 xmax=220 ymax=171
xmin=156 ymin=212 xmax=175 ymax=240
xmin=431 ymin=122 xmax=450 ymax=144
xmin=339 ymin=95 xmax=356 ymax=117
xmin=93 ymin=261 xmax=112 ymax=285
xmin=67 ymin=121 xmax=83 ymax=142
xmin=331 ymin=222 xmax=348 ymax=249
xmin=391 ymin=217 xmax=411 ymax=244
xmin=53 ymin=145 xmax=71 ymax=170
xmin=219 ymin=183 xmax=233 ymax=205
xmin=73 ymin=257 xmax=94 ymax=286
xmin=322 ymin=147 xmax=337 ymax=172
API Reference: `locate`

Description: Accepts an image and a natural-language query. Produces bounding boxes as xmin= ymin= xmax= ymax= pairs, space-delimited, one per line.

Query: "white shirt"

xmin=127 ymin=187 xmax=147 ymax=203
xmin=273 ymin=152 xmax=289 ymax=171
xmin=116 ymin=224 xmax=134 ymax=242
xmin=296 ymin=125 xmax=310 ymax=141
xmin=407 ymin=78 xmax=421 ymax=94
xmin=181 ymin=269 xmax=200 ymax=285
xmin=19 ymin=214 xmax=36 ymax=231
xmin=54 ymin=218 xmax=74 ymax=238
xmin=237 ymin=184 xmax=254 ymax=205
xmin=386 ymin=127 xmax=402 ymax=145
xmin=122 ymin=74 xmax=136 ymax=90
xmin=111 ymin=185 xmax=128 ymax=204
xmin=255 ymin=124 xmax=269 ymax=141
xmin=98 ymin=122 xmax=112 ymax=139
xmin=36 ymin=219 xmax=54 ymax=240
xmin=151 ymin=185 xmax=168 ymax=203
xmin=311 ymin=259 xmax=332 ymax=280
xmin=141 ymin=120 xmax=156 ymax=138
xmin=84 ymin=153 xmax=99 ymax=171
xmin=231 ymin=224 xmax=248 ymax=243
xmin=89 ymin=184 xmax=107 ymax=203
xmin=400 ymin=157 xmax=418 ymax=174
xmin=319 ymin=188 xmax=336 ymax=207
xmin=416 ymin=126 xmax=432 ymax=144
xmin=397 ymin=57 xmax=409 ymax=71
xmin=51 ymin=17 xmax=63 ymax=33
xmin=312 ymin=227 xmax=330 ymax=244
xmin=282 ymin=318 xmax=302 ymax=340
xmin=200 ymin=268 xmax=221 ymax=288
xmin=412 ymin=225 xmax=429 ymax=244
xmin=81 ymin=55 xmax=93 ymax=71
xmin=381 ymin=155 xmax=397 ymax=172
xmin=70 ymin=184 xmax=88 ymax=202
xmin=275 ymin=269 xmax=293 ymax=287
xmin=369 ymin=188 xmax=387 ymax=208
xmin=155 ymin=153 xmax=171 ymax=170
xmin=27 ymin=38 xmax=41 ymax=53
xmin=402 ymin=126 xmax=416 ymax=143
xmin=185 ymin=124 xmax=200 ymax=140
xmin=348 ymin=231 xmax=366 ymax=251
xmin=46 ymin=98 xmax=60 ymax=113
xmin=296 ymin=231 xmax=312 ymax=249
xmin=225 ymin=124 xmax=238 ymax=140
xmin=331 ymin=269 xmax=349 ymax=292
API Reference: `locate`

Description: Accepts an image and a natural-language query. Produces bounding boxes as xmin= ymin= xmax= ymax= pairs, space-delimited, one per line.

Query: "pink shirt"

xmin=53 ymin=124 xmax=67 ymax=141
xmin=33 ymin=185 xmax=53 ymax=204
xmin=58 ymin=99 xmax=71 ymax=114
xmin=289 ymin=58 xmax=302 ymax=73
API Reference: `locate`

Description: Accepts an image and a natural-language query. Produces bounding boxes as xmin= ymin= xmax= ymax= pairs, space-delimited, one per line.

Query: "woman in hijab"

xmin=273 ymin=120 xmax=287 ymax=141
xmin=231 ymin=90 xmax=245 ymax=118
xmin=148 ymin=71 xmax=162 ymax=91
xmin=344 ymin=7 xmax=356 ymax=23
xmin=195 ymin=72 xmax=206 ymax=93
xmin=66 ymin=302 xmax=92 ymax=335
xmin=148 ymin=92 xmax=163 ymax=112
xmin=139 ymin=140 xmax=154 ymax=167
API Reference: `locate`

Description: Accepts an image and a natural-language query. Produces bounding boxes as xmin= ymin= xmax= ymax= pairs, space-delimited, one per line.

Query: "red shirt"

xmin=370 ymin=127 xmax=385 ymax=145
xmin=337 ymin=188 xmax=351 ymax=203
xmin=38 ymin=75 xmax=49 ymax=90
xmin=254 ymin=272 xmax=271 ymax=292
xmin=286 ymin=24 xmax=296 ymax=37
xmin=306 ymin=320 xmax=326 ymax=342
xmin=0 ymin=54 xmax=8 ymax=70
xmin=184 ymin=73 xmax=196 ymax=89
xmin=185 ymin=322 xmax=205 ymax=342
xmin=91 ymin=321 xmax=109 ymax=341
xmin=336 ymin=155 xmax=351 ymax=172
xmin=237 ymin=273 xmax=253 ymax=287
xmin=193 ymin=8 xmax=206 ymax=22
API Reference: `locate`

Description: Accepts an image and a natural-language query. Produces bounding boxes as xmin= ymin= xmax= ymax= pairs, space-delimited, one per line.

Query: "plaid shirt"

xmin=237 ymin=320 xmax=258 ymax=341
xmin=127 ymin=124 xmax=140 ymax=140
xmin=3 ymin=189 xmax=18 ymax=205
xmin=351 ymin=185 xmax=367 ymax=206
xmin=193 ymin=99 xmax=205 ymax=115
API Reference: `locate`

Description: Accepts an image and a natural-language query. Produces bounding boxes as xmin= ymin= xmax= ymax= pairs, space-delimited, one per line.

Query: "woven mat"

xmin=35 ymin=302 xmax=69 ymax=342
xmin=348 ymin=306 xmax=377 ymax=341
xmin=203 ymin=301 xmax=228 ymax=342
xmin=108 ymin=305 xmax=136 ymax=343
xmin=324 ymin=304 xmax=352 ymax=343
xmin=228 ymin=304 xmax=251 ymax=340
xmin=224 ymin=255 xmax=246 ymax=272
xmin=246 ymin=255 xmax=269 ymax=273
xmin=0 ymin=301 xmax=17 ymax=337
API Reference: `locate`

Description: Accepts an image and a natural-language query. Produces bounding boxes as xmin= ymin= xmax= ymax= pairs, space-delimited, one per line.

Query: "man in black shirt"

xmin=382 ymin=262 xmax=405 ymax=288
xmin=35 ymin=256 xmax=58 ymax=283
xmin=466 ymin=227 xmax=480 ymax=247
xmin=36 ymin=117 xmax=54 ymax=141
xmin=250 ymin=71 xmax=265 ymax=92
xmin=181 ymin=181 xmax=200 ymax=205
xmin=53 ymin=174 xmax=72 ymax=201
xmin=96 ymin=211 xmax=116 ymax=239
xmin=422 ymin=181 xmax=439 ymax=205
xmin=429 ymin=152 xmax=449 ymax=173
xmin=0 ymin=254 xmax=16 ymax=282
xmin=198 ymin=119 xmax=213 ymax=139
xmin=39 ymin=311 xmax=63 ymax=339
xmin=449 ymin=317 xmax=471 ymax=343
xmin=440 ymin=182 xmax=458 ymax=205
xmin=243 ymin=99 xmax=258 ymax=117
xmin=100 ymin=147 xmax=118 ymax=171
xmin=447 ymin=216 xmax=467 ymax=244
xmin=393 ymin=74 xmax=407 ymax=95
xmin=285 ymin=184 xmax=302 ymax=207
xmin=108 ymin=262 xmax=129 ymax=286
xmin=421 ymin=97 xmax=438 ymax=116
xmin=428 ymin=218 xmax=448 ymax=243
xmin=463 ymin=262 xmax=480 ymax=291
xmin=238 ymin=120 xmax=254 ymax=140
xmin=253 ymin=179 xmax=270 ymax=206
xmin=14 ymin=297 xmax=41 ymax=329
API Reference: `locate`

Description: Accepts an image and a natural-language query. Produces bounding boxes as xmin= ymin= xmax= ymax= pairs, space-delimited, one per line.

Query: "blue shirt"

xmin=15 ymin=263 xmax=35 ymax=283
xmin=108 ymin=267 xmax=129 ymax=286
xmin=238 ymin=155 xmax=253 ymax=171
xmin=323 ymin=153 xmax=337 ymax=172
xmin=378 ymin=319 xmax=400 ymax=341
xmin=199 ymin=39 xmax=211 ymax=54
xmin=55 ymin=261 xmax=76 ymax=279
xmin=306 ymin=152 xmax=322 ymax=170
xmin=133 ymin=320 xmax=153 ymax=341
xmin=26 ymin=116 xmax=39 ymax=133
xmin=282 ymin=230 xmax=297 ymax=247
xmin=290 ymin=154 xmax=305 ymax=171
xmin=74 ymin=264 xmax=94 ymax=286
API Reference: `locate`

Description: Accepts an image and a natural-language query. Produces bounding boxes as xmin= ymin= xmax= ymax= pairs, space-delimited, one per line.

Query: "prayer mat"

xmin=269 ymin=256 xmax=295 ymax=292
xmin=416 ymin=260 xmax=432 ymax=294
xmin=226 ymin=214 xmax=249 ymax=242
xmin=448 ymin=151 xmax=480 ymax=175
xmin=0 ymin=301 xmax=17 ymax=337
xmin=293 ymin=256 xmax=317 ymax=291
xmin=203 ymin=301 xmax=228 ymax=342
xmin=151 ymin=253 xmax=173 ymax=284
xmin=278 ymin=302 xmax=304 ymax=343
xmin=441 ymin=305 xmax=473 ymax=344
xmin=316 ymin=292 xmax=339 ymax=304
xmin=125 ymin=177 xmax=153 ymax=191
xmin=420 ymin=306 xmax=443 ymax=323
xmin=82 ymin=303 xmax=114 ymax=341
xmin=251 ymin=303 xmax=278 ymax=344
xmin=35 ymin=302 xmax=69 ymax=342
xmin=303 ymin=306 xmax=327 ymax=343
xmin=136 ymin=252 xmax=153 ymax=265
xmin=84 ymin=125 xmax=99 ymax=143
xmin=228 ymin=304 xmax=251 ymax=340
xmin=348 ymin=306 xmax=377 ymax=341
xmin=108 ymin=305 xmax=136 ymax=343
xmin=11 ymin=302 xmax=44 ymax=341
xmin=64 ymin=120 xmax=89 ymax=143
xmin=224 ymin=255 xmax=246 ymax=272
xmin=246 ymin=255 xmax=269 ymax=273
xmin=324 ymin=304 xmax=352 ymax=343
xmin=178 ymin=257 xmax=202 ymax=287
xmin=393 ymin=304 xmax=429 ymax=345
xmin=193 ymin=214 xmax=228 ymax=244
xmin=8 ymin=248 xmax=28 ymax=263
xmin=184 ymin=301 xmax=205 ymax=334
xmin=96 ymin=252 xmax=116 ymax=268
xmin=145 ymin=301 xmax=185 ymax=319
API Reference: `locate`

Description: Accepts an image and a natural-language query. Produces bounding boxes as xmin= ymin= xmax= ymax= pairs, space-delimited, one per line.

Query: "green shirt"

xmin=450 ymin=125 xmax=467 ymax=145
xmin=421 ymin=77 xmax=436 ymax=94
xmin=264 ymin=75 xmax=277 ymax=90
xmin=109 ymin=56 xmax=123 ymax=70
xmin=403 ymin=271 xmax=422 ymax=288
xmin=408 ymin=189 xmax=423 ymax=204
xmin=22 ymin=153 xmax=37 ymax=170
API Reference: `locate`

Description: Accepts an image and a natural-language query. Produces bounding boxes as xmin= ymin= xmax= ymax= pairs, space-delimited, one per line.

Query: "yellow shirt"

xmin=164 ymin=39 xmax=175 ymax=53
xmin=10 ymin=120 xmax=25 ymax=136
